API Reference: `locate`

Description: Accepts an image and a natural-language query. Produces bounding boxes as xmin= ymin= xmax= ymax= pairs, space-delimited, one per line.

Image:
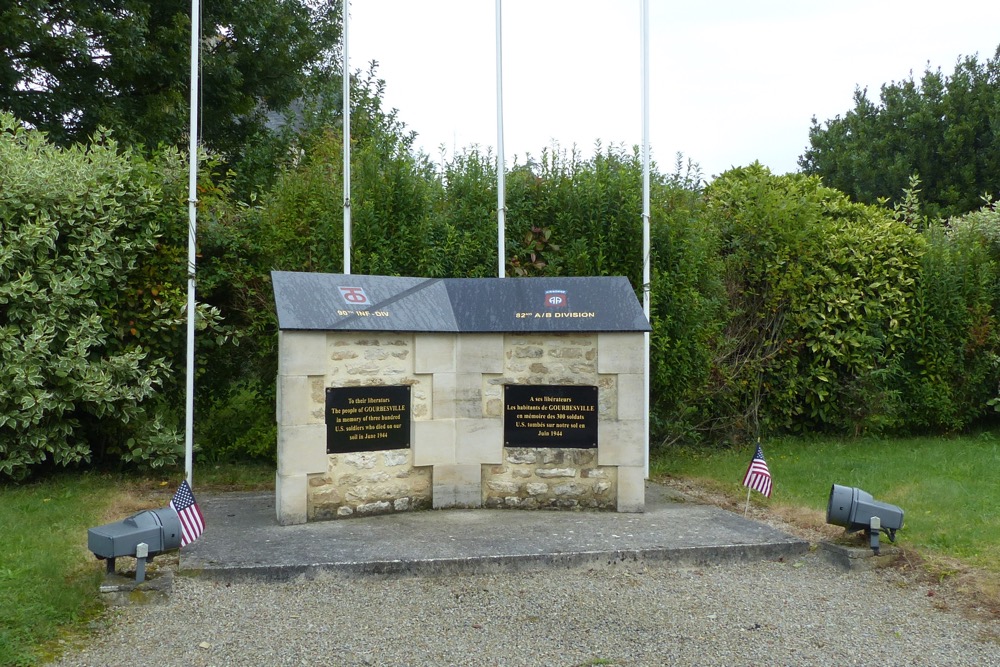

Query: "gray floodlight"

xmin=826 ymin=484 xmax=904 ymax=555
xmin=88 ymin=508 xmax=181 ymax=583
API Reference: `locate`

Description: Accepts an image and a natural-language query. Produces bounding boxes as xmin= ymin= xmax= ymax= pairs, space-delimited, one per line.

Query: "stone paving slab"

xmin=179 ymin=482 xmax=808 ymax=580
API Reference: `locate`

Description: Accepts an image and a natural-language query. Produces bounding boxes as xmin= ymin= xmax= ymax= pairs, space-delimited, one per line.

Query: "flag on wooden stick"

xmin=742 ymin=442 xmax=773 ymax=498
xmin=170 ymin=480 xmax=205 ymax=547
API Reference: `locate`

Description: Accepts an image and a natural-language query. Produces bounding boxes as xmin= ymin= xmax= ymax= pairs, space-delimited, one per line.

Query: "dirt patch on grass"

xmin=98 ymin=479 xmax=175 ymax=523
xmin=656 ymin=473 xmax=1000 ymax=625
xmin=891 ymin=550 xmax=1000 ymax=626
xmin=656 ymin=474 xmax=842 ymax=543
xmin=97 ymin=471 xmax=275 ymax=525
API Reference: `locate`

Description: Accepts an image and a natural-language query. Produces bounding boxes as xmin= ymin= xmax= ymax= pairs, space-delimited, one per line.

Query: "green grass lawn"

xmin=651 ymin=431 xmax=1000 ymax=571
xmin=0 ymin=473 xmax=110 ymax=666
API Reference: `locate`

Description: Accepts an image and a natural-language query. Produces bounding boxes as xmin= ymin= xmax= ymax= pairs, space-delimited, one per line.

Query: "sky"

xmin=348 ymin=0 xmax=1000 ymax=180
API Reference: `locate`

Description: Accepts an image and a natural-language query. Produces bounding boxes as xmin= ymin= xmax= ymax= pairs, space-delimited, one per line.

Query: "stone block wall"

xmin=483 ymin=448 xmax=617 ymax=509
xmin=275 ymin=330 xmax=646 ymax=525
xmin=308 ymin=449 xmax=431 ymax=520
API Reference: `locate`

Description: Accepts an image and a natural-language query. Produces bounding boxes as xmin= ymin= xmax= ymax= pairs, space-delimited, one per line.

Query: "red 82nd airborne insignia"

xmin=544 ymin=290 xmax=568 ymax=308
xmin=338 ymin=286 xmax=370 ymax=306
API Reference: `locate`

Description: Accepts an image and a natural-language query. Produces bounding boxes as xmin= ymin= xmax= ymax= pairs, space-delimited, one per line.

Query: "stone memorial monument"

xmin=272 ymin=271 xmax=651 ymax=525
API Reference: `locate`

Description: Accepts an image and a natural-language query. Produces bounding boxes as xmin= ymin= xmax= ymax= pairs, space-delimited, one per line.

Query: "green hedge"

xmin=7 ymin=105 xmax=999 ymax=476
xmin=703 ymin=164 xmax=999 ymax=439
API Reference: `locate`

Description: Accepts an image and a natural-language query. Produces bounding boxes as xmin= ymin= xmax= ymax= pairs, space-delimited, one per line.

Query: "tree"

xmin=0 ymin=0 xmax=340 ymax=159
xmin=800 ymin=47 xmax=1000 ymax=219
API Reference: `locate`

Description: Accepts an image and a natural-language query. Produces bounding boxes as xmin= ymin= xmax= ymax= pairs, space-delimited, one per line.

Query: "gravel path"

xmin=49 ymin=552 xmax=999 ymax=667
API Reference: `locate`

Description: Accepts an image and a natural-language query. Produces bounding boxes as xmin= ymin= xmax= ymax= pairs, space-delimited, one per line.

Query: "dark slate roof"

xmin=271 ymin=271 xmax=651 ymax=333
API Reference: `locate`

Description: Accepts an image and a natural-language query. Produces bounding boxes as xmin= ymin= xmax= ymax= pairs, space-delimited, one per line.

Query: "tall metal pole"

xmin=184 ymin=0 xmax=201 ymax=486
xmin=496 ymin=0 xmax=506 ymax=278
xmin=343 ymin=0 xmax=352 ymax=274
xmin=641 ymin=0 xmax=651 ymax=478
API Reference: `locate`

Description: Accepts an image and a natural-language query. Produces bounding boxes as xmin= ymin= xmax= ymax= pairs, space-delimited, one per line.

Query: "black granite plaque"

xmin=272 ymin=272 xmax=651 ymax=333
xmin=273 ymin=272 xmax=454 ymax=332
xmin=446 ymin=277 xmax=651 ymax=333
xmin=504 ymin=385 xmax=598 ymax=448
xmin=326 ymin=386 xmax=411 ymax=453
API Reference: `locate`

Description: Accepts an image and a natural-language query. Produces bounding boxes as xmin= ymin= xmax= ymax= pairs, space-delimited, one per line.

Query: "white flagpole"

xmin=496 ymin=0 xmax=506 ymax=278
xmin=185 ymin=0 xmax=201 ymax=486
xmin=641 ymin=0 xmax=651 ymax=478
xmin=343 ymin=0 xmax=352 ymax=275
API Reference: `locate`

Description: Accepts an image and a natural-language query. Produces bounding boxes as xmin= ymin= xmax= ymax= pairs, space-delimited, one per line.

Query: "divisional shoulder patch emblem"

xmin=544 ymin=290 xmax=568 ymax=308
xmin=338 ymin=286 xmax=370 ymax=306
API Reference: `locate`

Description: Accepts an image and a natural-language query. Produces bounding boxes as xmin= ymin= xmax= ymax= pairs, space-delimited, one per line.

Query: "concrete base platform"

xmin=98 ymin=569 xmax=175 ymax=606
xmin=819 ymin=541 xmax=903 ymax=571
xmin=179 ymin=482 xmax=808 ymax=580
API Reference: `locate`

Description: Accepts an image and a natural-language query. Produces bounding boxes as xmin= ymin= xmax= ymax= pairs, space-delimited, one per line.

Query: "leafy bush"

xmin=430 ymin=147 xmax=505 ymax=278
xmin=504 ymin=143 xmax=646 ymax=284
xmin=704 ymin=164 xmax=924 ymax=439
xmin=900 ymin=223 xmax=996 ymax=429
xmin=196 ymin=386 xmax=278 ymax=463
xmin=0 ymin=115 xmax=187 ymax=478
xmin=898 ymin=198 xmax=1000 ymax=428
xmin=647 ymin=160 xmax=726 ymax=446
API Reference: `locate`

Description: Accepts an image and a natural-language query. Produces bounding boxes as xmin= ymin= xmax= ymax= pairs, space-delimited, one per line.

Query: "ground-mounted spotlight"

xmin=88 ymin=509 xmax=182 ymax=582
xmin=826 ymin=484 xmax=904 ymax=555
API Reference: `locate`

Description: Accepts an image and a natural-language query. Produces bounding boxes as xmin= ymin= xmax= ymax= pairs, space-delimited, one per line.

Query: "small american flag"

xmin=170 ymin=480 xmax=205 ymax=547
xmin=742 ymin=443 xmax=773 ymax=498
